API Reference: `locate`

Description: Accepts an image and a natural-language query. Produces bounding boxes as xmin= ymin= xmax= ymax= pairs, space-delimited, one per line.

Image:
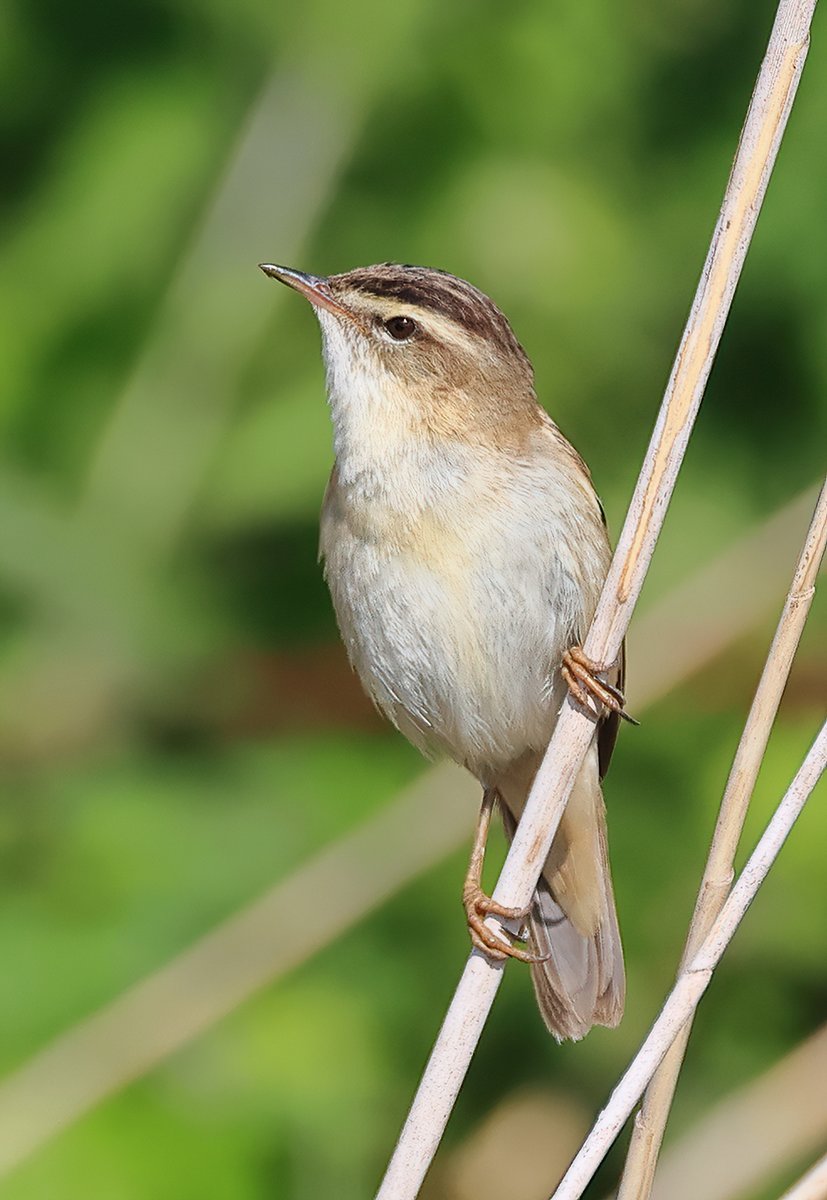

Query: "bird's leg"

xmin=463 ymin=788 xmax=538 ymax=964
xmin=561 ymin=645 xmax=639 ymax=725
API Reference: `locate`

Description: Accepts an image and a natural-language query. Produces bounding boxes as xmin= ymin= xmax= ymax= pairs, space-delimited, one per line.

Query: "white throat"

xmin=317 ymin=312 xmax=471 ymax=514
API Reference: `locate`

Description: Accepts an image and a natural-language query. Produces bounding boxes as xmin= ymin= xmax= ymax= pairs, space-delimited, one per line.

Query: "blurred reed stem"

xmin=777 ymin=1153 xmax=827 ymax=1200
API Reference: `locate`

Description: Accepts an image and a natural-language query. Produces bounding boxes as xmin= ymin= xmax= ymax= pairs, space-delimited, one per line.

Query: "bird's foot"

xmin=463 ymin=884 xmax=540 ymax=963
xmin=561 ymin=645 xmax=640 ymax=726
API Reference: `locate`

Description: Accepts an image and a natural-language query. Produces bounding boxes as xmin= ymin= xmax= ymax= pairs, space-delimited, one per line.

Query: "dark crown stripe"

xmin=335 ymin=264 xmax=524 ymax=354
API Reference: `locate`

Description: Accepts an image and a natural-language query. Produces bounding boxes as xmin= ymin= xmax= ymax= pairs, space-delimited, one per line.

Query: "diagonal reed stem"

xmin=777 ymin=1152 xmax=827 ymax=1200
xmin=616 ymin=479 xmax=827 ymax=1200
xmin=549 ymin=720 xmax=827 ymax=1200
xmin=607 ymin=1023 xmax=827 ymax=1200
xmin=375 ymin=2 xmax=816 ymax=1196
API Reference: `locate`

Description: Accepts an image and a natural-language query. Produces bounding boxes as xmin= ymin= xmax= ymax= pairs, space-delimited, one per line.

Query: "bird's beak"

xmin=258 ymin=263 xmax=355 ymax=322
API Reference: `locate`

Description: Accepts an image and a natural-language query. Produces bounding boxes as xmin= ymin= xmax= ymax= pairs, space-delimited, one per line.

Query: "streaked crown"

xmin=260 ymin=261 xmax=543 ymax=443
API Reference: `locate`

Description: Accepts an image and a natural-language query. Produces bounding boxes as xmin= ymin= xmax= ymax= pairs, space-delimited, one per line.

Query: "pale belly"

xmin=320 ymin=492 xmax=589 ymax=778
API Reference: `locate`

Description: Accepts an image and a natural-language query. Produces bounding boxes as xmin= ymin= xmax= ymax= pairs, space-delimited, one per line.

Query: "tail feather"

xmin=497 ymin=744 xmax=625 ymax=1041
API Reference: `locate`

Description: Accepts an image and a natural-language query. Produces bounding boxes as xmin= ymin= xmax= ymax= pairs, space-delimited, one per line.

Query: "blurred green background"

xmin=0 ymin=0 xmax=825 ymax=1197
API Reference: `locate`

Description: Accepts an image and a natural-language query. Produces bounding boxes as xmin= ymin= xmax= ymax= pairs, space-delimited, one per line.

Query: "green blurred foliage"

xmin=0 ymin=0 xmax=825 ymax=1196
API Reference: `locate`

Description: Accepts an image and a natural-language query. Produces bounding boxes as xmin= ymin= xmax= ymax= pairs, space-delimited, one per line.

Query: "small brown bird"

xmin=260 ymin=261 xmax=631 ymax=1040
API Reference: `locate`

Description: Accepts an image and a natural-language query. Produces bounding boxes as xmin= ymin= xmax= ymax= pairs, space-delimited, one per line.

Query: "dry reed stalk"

xmin=436 ymin=1019 xmax=827 ymax=1200
xmin=617 ymin=479 xmax=827 ymax=1200
xmin=549 ymin=720 xmax=826 ymax=1200
xmin=651 ymin=1023 xmax=827 ymax=1200
xmin=375 ymin=2 xmax=816 ymax=1196
xmin=777 ymin=1154 xmax=827 ymax=1200
xmin=624 ymin=484 xmax=822 ymax=710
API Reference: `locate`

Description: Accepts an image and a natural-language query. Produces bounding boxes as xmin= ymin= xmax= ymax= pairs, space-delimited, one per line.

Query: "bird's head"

xmin=259 ymin=262 xmax=539 ymax=446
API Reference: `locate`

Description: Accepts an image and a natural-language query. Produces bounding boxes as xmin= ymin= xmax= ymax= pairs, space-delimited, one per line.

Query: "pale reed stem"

xmin=616 ymin=479 xmax=827 ymax=1200
xmin=549 ymin=721 xmax=827 ymax=1200
xmin=777 ymin=1153 xmax=827 ymax=1200
xmin=624 ymin=1023 xmax=827 ymax=1200
xmin=375 ymin=2 xmax=816 ymax=1196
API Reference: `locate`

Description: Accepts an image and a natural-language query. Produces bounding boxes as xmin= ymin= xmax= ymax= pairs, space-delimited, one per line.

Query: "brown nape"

xmin=330 ymin=263 xmax=531 ymax=368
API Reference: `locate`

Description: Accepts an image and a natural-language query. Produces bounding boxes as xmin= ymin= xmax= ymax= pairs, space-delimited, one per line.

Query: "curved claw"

xmin=463 ymin=885 xmax=544 ymax=964
xmin=562 ymin=646 xmax=640 ymax=726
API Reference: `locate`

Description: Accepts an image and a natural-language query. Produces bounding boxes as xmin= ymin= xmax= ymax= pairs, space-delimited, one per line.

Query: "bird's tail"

xmin=497 ymin=744 xmax=625 ymax=1041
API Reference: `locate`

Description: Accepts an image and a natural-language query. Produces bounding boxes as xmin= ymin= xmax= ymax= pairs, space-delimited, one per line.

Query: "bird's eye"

xmin=383 ymin=315 xmax=417 ymax=341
